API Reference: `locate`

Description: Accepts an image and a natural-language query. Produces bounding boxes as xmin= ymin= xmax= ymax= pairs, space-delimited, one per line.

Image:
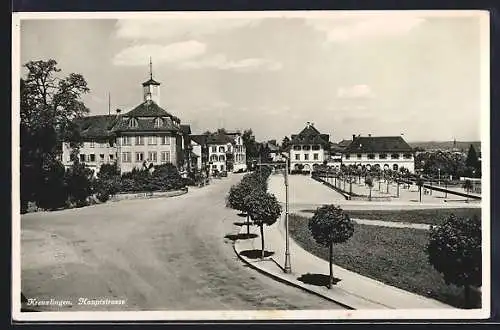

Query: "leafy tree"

xmin=281 ymin=136 xmax=291 ymax=152
xmin=465 ymin=144 xmax=479 ymax=171
xmin=308 ymin=205 xmax=355 ymax=289
xmin=226 ymin=182 xmax=253 ymax=234
xmin=65 ymin=160 xmax=93 ymax=207
xmin=365 ymin=176 xmax=374 ymax=201
xmin=463 ymin=179 xmax=473 ymax=202
xmin=427 ymin=214 xmax=481 ymax=308
xmin=34 ymin=155 xmax=68 ymax=210
xmin=244 ymin=190 xmax=282 ymax=258
xmin=21 ymin=59 xmax=90 ymax=210
xmin=242 ymin=129 xmax=260 ymax=165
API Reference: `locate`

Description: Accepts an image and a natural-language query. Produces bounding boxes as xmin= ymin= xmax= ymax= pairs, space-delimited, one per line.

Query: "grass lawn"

xmin=299 ymin=208 xmax=481 ymax=225
xmin=289 ymin=214 xmax=481 ymax=309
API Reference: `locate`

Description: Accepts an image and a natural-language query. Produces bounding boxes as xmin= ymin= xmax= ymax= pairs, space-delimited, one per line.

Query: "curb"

xmin=232 ymin=241 xmax=355 ymax=310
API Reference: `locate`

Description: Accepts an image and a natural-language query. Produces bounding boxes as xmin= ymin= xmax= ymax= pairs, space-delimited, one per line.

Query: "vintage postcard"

xmin=12 ymin=10 xmax=490 ymax=322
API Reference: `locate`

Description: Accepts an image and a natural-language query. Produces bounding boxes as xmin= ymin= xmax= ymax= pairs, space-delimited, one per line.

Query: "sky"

xmin=18 ymin=11 xmax=487 ymax=143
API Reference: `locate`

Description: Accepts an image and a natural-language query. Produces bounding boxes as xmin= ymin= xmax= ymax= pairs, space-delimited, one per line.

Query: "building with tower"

xmin=62 ymin=59 xmax=191 ymax=175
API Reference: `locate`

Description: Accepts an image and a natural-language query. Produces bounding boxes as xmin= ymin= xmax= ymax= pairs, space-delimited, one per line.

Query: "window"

xmin=379 ymin=153 xmax=387 ymax=159
xmin=302 ymin=145 xmax=311 ymax=151
xmin=148 ymin=151 xmax=157 ymax=162
xmin=393 ymin=164 xmax=399 ymax=171
xmin=304 ymin=154 xmax=309 ymax=160
xmin=122 ymin=152 xmax=131 ymax=163
xmin=89 ymin=154 xmax=96 ymax=162
xmin=154 ymin=117 xmax=163 ymax=128
xmin=357 ymin=154 xmax=362 ymax=159
xmin=219 ymin=146 xmax=225 ymax=153
xmin=211 ymin=146 xmax=217 ymax=153
xmin=100 ymin=154 xmax=105 ymax=161
xmin=135 ymin=136 xmax=144 ymax=145
xmin=345 ymin=154 xmax=350 ymax=160
xmin=123 ymin=136 xmax=131 ymax=146
xmin=293 ymin=145 xmax=301 ymax=151
xmin=295 ymin=154 xmax=300 ymax=160
xmin=313 ymin=153 xmax=319 ymax=160
xmin=210 ymin=155 xmax=218 ymax=162
xmin=219 ymin=155 xmax=225 ymax=162
xmin=135 ymin=152 xmax=144 ymax=162
xmin=161 ymin=136 xmax=170 ymax=145
xmin=391 ymin=153 xmax=400 ymax=159
xmin=161 ymin=151 xmax=170 ymax=163
xmin=148 ymin=136 xmax=157 ymax=145
xmin=79 ymin=154 xmax=85 ymax=162
xmin=89 ymin=141 xmax=95 ymax=148
xmin=312 ymin=145 xmax=320 ymax=151
xmin=212 ymin=165 xmax=217 ymax=169
xmin=403 ymin=153 xmax=413 ymax=159
xmin=129 ymin=118 xmax=138 ymax=128
xmin=220 ymin=165 xmax=224 ymax=171
xmin=367 ymin=154 xmax=375 ymax=160
xmin=109 ymin=154 xmax=114 ymax=161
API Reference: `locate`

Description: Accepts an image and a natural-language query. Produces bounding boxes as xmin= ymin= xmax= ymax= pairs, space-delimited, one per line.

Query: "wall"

xmin=342 ymin=152 xmax=415 ymax=172
xmin=117 ymin=134 xmax=176 ymax=173
xmin=289 ymin=144 xmax=326 ymax=171
xmin=62 ymin=141 xmax=117 ymax=175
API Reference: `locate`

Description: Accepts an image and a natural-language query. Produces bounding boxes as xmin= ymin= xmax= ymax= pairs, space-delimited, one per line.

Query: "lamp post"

xmin=438 ymin=168 xmax=441 ymax=187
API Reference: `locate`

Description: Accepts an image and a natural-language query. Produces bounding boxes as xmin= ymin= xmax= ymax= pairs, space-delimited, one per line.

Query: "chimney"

xmin=368 ymin=133 xmax=371 ymax=137
xmin=352 ymin=134 xmax=356 ymax=140
xmin=116 ymin=109 xmax=122 ymax=114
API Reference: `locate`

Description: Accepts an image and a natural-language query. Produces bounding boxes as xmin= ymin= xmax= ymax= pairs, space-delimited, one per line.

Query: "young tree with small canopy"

xmin=244 ymin=190 xmax=282 ymax=259
xmin=308 ymin=205 xmax=355 ymax=289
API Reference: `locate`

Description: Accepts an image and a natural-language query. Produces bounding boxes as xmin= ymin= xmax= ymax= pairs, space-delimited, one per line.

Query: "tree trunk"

xmin=419 ymin=186 xmax=422 ymax=202
xmin=387 ymin=181 xmax=389 ymax=194
xmin=260 ymin=224 xmax=265 ymax=259
xmin=397 ymin=183 xmax=400 ymax=197
xmin=464 ymin=285 xmax=472 ymax=308
xmin=246 ymin=215 xmax=250 ymax=235
xmin=369 ymin=188 xmax=372 ymax=201
xmin=328 ymin=241 xmax=333 ymax=289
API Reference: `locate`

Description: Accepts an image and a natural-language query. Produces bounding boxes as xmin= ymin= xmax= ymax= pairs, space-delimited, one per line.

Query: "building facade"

xmin=289 ymin=122 xmax=330 ymax=172
xmin=341 ymin=134 xmax=415 ymax=173
xmin=62 ymin=66 xmax=190 ymax=175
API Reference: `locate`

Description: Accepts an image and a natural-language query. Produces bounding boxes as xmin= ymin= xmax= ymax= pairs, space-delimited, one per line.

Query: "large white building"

xmin=341 ymin=134 xmax=415 ymax=173
xmin=62 ymin=64 xmax=190 ymax=175
xmin=288 ymin=123 xmax=330 ymax=172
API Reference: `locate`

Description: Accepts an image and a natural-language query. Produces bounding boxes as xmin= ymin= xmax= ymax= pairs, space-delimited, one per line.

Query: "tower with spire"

xmin=142 ymin=57 xmax=161 ymax=105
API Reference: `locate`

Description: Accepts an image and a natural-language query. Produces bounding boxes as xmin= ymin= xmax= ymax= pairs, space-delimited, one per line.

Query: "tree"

xmin=65 ymin=160 xmax=94 ymax=207
xmin=465 ymin=144 xmax=479 ymax=174
xmin=244 ymin=190 xmax=282 ymax=258
xmin=242 ymin=129 xmax=260 ymax=165
xmin=416 ymin=177 xmax=424 ymax=202
xmin=427 ymin=214 xmax=481 ymax=308
xmin=21 ymin=59 xmax=90 ymax=210
xmin=281 ymin=136 xmax=291 ymax=152
xmin=226 ymin=182 xmax=253 ymax=234
xmin=365 ymin=176 xmax=374 ymax=201
xmin=463 ymin=179 xmax=473 ymax=202
xmin=34 ymin=155 xmax=68 ymax=210
xmin=308 ymin=205 xmax=355 ymax=289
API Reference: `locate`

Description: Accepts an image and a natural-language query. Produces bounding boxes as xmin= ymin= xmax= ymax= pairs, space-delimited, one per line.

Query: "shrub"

xmin=65 ymin=161 xmax=94 ymax=207
xmin=33 ymin=155 xmax=68 ymax=210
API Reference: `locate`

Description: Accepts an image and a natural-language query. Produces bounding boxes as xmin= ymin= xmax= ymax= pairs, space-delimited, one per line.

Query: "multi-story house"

xmin=341 ymin=134 xmax=415 ymax=173
xmin=190 ymin=134 xmax=209 ymax=174
xmin=289 ymin=122 xmax=330 ymax=172
xmin=62 ymin=64 xmax=190 ymax=175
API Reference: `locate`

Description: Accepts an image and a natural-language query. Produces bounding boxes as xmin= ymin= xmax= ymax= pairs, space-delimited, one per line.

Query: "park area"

xmin=288 ymin=213 xmax=481 ymax=309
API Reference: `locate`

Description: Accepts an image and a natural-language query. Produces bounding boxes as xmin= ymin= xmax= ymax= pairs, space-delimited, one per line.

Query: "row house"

xmin=341 ymin=134 xmax=415 ymax=173
xmin=62 ymin=65 xmax=190 ymax=175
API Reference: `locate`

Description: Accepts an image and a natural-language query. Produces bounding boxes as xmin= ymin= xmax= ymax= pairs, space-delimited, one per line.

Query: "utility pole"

xmin=108 ymin=92 xmax=111 ymax=115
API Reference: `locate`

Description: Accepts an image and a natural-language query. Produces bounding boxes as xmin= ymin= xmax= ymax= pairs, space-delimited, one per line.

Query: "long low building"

xmin=341 ymin=134 xmax=415 ymax=173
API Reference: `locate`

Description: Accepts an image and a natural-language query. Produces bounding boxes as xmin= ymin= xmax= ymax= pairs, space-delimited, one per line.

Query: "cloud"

xmin=115 ymin=18 xmax=262 ymax=40
xmin=336 ymin=84 xmax=375 ymax=99
xmin=113 ymin=40 xmax=206 ymax=66
xmin=179 ymin=54 xmax=283 ymax=72
xmin=306 ymin=14 xmax=425 ymax=42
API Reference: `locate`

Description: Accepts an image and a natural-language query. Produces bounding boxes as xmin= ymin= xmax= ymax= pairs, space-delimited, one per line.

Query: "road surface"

xmin=21 ymin=174 xmax=343 ymax=312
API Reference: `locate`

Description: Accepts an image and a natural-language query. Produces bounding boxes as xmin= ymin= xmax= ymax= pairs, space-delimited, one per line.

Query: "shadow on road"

xmin=233 ymin=221 xmax=253 ymax=226
xmin=240 ymin=249 xmax=275 ymax=259
xmin=297 ymin=273 xmax=341 ymax=288
xmin=224 ymin=233 xmax=258 ymax=241
xmin=237 ymin=213 xmax=247 ymax=217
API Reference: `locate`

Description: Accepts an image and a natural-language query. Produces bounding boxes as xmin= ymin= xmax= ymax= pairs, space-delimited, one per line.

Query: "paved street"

xmin=21 ymin=174 xmax=343 ymax=311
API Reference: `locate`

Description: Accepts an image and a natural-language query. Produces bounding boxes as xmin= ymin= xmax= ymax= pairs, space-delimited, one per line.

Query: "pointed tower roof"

xmin=142 ymin=57 xmax=161 ymax=86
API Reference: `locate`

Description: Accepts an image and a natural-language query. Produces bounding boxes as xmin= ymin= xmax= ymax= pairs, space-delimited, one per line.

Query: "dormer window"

xmin=129 ymin=118 xmax=138 ymax=128
xmin=154 ymin=117 xmax=163 ymax=128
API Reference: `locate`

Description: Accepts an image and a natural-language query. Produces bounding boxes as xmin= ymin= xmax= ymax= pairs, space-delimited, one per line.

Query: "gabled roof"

xmin=206 ymin=133 xmax=234 ymax=145
xmin=343 ymin=136 xmax=413 ymax=154
xmin=290 ymin=124 xmax=330 ymax=146
xmin=124 ymin=100 xmax=179 ymax=121
xmin=142 ymin=78 xmax=161 ymax=86
xmin=72 ymin=115 xmax=118 ymax=139
xmin=338 ymin=139 xmax=352 ymax=148
xmin=190 ymin=134 xmax=208 ymax=145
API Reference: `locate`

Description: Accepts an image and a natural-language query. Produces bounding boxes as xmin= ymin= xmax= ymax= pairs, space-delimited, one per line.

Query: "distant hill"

xmin=408 ymin=141 xmax=481 ymax=152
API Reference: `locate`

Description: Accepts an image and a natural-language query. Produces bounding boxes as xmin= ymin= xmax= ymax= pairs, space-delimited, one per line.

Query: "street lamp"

xmin=438 ymin=168 xmax=441 ymax=187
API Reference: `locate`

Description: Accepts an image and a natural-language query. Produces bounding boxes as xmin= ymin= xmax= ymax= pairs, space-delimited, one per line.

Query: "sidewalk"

xmin=234 ymin=214 xmax=454 ymax=310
